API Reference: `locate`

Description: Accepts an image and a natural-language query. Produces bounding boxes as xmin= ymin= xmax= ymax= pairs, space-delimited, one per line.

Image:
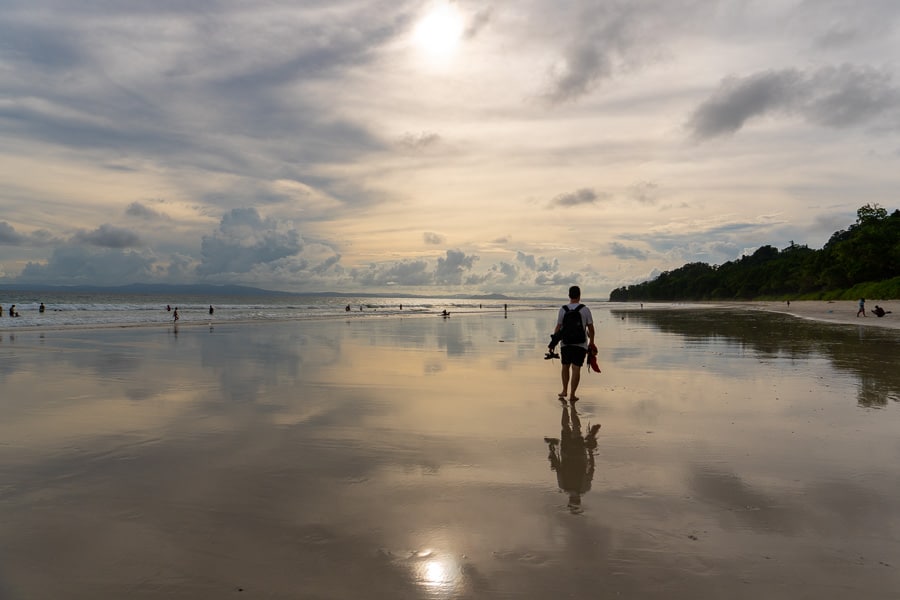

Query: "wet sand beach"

xmin=746 ymin=300 xmax=900 ymax=330
xmin=0 ymin=307 xmax=898 ymax=599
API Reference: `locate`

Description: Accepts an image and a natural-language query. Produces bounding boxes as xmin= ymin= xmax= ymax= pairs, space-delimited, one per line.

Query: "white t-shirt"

xmin=556 ymin=303 xmax=594 ymax=349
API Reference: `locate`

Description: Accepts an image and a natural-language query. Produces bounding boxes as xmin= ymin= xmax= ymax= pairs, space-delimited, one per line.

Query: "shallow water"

xmin=0 ymin=307 xmax=897 ymax=598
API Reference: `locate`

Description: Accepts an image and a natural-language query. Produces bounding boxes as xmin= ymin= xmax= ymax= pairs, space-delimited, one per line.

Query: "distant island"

xmin=609 ymin=204 xmax=900 ymax=302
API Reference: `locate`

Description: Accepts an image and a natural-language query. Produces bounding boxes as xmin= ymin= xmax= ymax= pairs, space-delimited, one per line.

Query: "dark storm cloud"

xmin=197 ymin=208 xmax=303 ymax=276
xmin=688 ymin=65 xmax=900 ymax=139
xmin=72 ymin=224 xmax=142 ymax=248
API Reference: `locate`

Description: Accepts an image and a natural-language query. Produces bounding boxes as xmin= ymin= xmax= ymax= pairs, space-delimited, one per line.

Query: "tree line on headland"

xmin=609 ymin=204 xmax=900 ymax=301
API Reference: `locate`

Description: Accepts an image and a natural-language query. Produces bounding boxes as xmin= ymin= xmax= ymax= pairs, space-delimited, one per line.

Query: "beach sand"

xmin=745 ymin=299 xmax=900 ymax=330
xmin=0 ymin=308 xmax=898 ymax=599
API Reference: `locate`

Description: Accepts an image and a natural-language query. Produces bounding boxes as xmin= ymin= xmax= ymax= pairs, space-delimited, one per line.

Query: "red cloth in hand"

xmin=588 ymin=343 xmax=601 ymax=373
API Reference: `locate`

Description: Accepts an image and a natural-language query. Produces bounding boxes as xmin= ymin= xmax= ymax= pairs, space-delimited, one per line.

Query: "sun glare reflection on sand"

xmin=411 ymin=549 xmax=461 ymax=596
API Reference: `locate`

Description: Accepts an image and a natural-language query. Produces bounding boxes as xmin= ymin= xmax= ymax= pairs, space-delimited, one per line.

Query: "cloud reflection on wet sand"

xmin=0 ymin=308 xmax=898 ymax=598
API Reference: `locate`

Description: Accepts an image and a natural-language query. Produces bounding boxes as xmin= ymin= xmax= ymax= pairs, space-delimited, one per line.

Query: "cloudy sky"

xmin=1 ymin=0 xmax=898 ymax=297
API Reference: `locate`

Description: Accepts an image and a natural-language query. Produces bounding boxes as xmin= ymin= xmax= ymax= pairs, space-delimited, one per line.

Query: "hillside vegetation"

xmin=609 ymin=205 xmax=900 ymax=301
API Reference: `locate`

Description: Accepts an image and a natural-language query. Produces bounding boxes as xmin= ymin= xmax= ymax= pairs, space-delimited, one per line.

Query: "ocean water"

xmin=0 ymin=291 xmax=556 ymax=329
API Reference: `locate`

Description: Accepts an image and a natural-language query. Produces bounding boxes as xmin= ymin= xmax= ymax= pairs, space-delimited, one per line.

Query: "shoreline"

xmin=3 ymin=300 xmax=898 ymax=334
xmin=0 ymin=306 xmax=538 ymax=335
xmin=612 ymin=300 xmax=900 ymax=331
xmin=736 ymin=300 xmax=900 ymax=330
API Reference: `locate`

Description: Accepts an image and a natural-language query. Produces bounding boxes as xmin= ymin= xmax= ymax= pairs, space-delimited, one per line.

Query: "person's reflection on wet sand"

xmin=545 ymin=403 xmax=600 ymax=512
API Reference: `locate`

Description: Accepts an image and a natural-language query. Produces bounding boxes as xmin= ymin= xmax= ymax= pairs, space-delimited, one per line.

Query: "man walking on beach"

xmin=553 ymin=285 xmax=595 ymax=402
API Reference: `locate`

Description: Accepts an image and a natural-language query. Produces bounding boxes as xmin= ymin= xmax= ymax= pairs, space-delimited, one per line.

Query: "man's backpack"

xmin=560 ymin=304 xmax=586 ymax=344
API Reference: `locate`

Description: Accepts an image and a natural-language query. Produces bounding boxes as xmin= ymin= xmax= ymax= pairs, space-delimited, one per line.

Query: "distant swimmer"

xmin=39 ymin=302 xmax=45 ymax=313
xmin=345 ymin=304 xmax=351 ymax=312
xmin=173 ymin=307 xmax=179 ymax=323
xmin=441 ymin=309 xmax=450 ymax=317
xmin=209 ymin=305 xmax=214 ymax=315
xmin=167 ymin=304 xmax=172 ymax=312
xmin=9 ymin=305 xmax=15 ymax=317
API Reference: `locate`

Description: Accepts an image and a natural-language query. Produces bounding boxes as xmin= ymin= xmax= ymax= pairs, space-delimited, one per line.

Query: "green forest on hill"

xmin=609 ymin=204 xmax=900 ymax=301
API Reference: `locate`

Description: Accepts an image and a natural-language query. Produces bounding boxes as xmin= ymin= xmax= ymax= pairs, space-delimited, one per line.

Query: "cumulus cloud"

xmin=73 ymin=224 xmax=142 ymax=248
xmin=353 ymin=259 xmax=432 ymax=287
xmin=349 ymin=249 xmax=482 ymax=288
xmin=688 ymin=65 xmax=900 ymax=139
xmin=16 ymin=245 xmax=155 ymax=285
xmin=160 ymin=253 xmax=197 ymax=282
xmin=423 ymin=231 xmax=445 ymax=245
xmin=619 ymin=216 xmax=786 ymax=266
xmin=516 ymin=251 xmax=559 ymax=273
xmin=535 ymin=271 xmax=580 ymax=286
xmin=0 ymin=222 xmax=58 ymax=246
xmin=609 ymin=241 xmax=649 ymax=260
xmin=0 ymin=222 xmax=27 ymax=245
xmin=489 ymin=261 xmax=519 ymax=284
xmin=197 ymin=208 xmax=303 ymax=276
xmin=434 ymin=249 xmax=478 ymax=285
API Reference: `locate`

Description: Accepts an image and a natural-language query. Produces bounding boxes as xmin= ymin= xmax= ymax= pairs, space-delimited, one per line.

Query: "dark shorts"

xmin=561 ymin=345 xmax=587 ymax=367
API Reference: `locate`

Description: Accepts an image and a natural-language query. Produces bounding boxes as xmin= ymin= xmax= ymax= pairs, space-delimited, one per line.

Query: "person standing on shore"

xmin=857 ymin=298 xmax=866 ymax=317
xmin=553 ymin=285 xmax=595 ymax=402
xmin=173 ymin=307 xmax=179 ymax=323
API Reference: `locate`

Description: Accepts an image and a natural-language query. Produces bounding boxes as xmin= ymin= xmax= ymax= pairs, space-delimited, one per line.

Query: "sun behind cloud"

xmin=412 ymin=1 xmax=464 ymax=64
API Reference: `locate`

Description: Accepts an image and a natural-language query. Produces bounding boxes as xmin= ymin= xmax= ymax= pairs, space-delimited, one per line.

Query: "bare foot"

xmin=558 ymin=391 xmax=567 ymax=399
xmin=569 ymin=395 xmax=579 ymax=403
